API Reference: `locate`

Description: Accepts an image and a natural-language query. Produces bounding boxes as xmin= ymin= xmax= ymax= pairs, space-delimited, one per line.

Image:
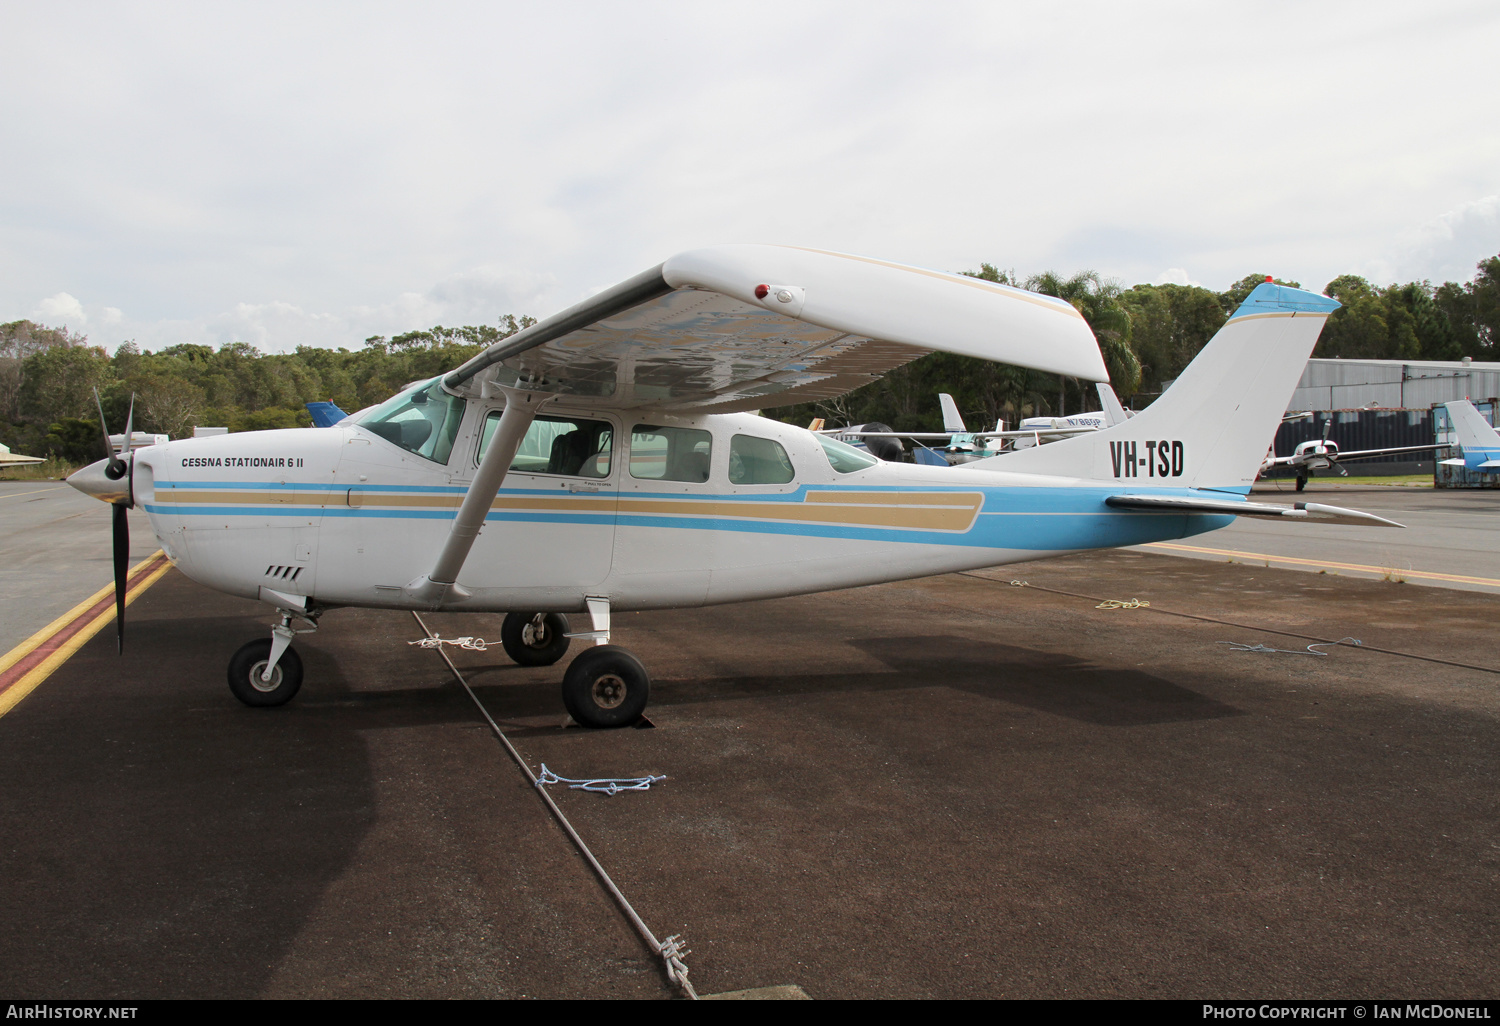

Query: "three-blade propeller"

xmin=93 ymin=388 xmax=135 ymax=654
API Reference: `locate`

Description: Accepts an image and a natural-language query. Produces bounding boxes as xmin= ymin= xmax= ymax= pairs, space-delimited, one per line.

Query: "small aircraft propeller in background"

xmin=92 ymin=387 xmax=135 ymax=654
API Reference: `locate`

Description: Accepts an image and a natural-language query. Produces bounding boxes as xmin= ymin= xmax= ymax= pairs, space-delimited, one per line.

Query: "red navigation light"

xmin=754 ymin=284 xmax=770 ymax=299
xmin=1265 ymin=275 xmax=1274 ymax=283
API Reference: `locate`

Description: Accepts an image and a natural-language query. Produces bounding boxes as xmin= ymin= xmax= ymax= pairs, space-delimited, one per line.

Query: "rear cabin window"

xmin=477 ymin=413 xmax=613 ymax=478
xmin=630 ymin=425 xmax=712 ymax=482
xmin=729 ymin=434 xmax=796 ymax=485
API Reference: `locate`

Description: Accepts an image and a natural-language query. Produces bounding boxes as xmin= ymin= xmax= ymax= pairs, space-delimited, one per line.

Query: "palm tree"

xmin=1024 ymin=270 xmax=1142 ymax=408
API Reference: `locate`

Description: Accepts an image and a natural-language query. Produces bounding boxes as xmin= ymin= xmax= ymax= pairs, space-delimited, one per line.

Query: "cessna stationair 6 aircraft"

xmin=69 ymin=245 xmax=1402 ymax=727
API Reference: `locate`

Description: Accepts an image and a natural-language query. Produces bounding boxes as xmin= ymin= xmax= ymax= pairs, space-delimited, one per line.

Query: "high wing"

xmin=1105 ymin=494 xmax=1403 ymax=528
xmin=1325 ymin=443 xmax=1450 ymax=462
xmin=826 ymin=427 xmax=1095 ymax=441
xmin=444 ymin=245 xmax=1106 ymax=412
xmin=1266 ymin=442 xmax=1449 ymax=467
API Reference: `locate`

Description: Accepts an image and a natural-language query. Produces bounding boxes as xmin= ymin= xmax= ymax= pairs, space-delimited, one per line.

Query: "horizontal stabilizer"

xmin=1105 ymin=493 xmax=1404 ymax=528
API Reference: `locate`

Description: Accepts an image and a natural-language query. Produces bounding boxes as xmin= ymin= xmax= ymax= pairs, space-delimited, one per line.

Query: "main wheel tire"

xmin=501 ymin=612 xmax=572 ymax=666
xmin=1295 ymin=474 xmax=1308 ymax=492
xmin=227 ymin=639 xmax=304 ymax=708
xmin=561 ymin=645 xmax=650 ymax=728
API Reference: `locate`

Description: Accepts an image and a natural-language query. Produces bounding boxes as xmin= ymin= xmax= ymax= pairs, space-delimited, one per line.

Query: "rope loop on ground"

xmin=536 ymin=763 xmax=667 ymax=795
xmin=407 ymin=635 xmax=490 ymax=651
xmin=1008 ymin=580 xmax=1029 ymax=587
xmin=1096 ymin=598 xmax=1150 ymax=610
xmin=1220 ymin=637 xmax=1363 ymax=657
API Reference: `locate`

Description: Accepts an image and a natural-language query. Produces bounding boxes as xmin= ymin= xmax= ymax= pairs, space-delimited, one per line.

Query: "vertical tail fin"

xmin=1096 ymin=383 xmax=1129 ymax=427
xmin=967 ymin=283 xmax=1340 ymax=490
xmin=938 ymin=393 xmax=967 ymax=433
xmin=1442 ymin=400 xmax=1500 ymax=470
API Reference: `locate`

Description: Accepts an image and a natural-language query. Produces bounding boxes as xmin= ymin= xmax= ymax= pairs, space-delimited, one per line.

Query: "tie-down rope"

xmin=410 ymin=611 xmax=698 ymax=999
xmin=537 ymin=764 xmax=667 ymax=795
xmin=407 ymin=635 xmax=491 ymax=651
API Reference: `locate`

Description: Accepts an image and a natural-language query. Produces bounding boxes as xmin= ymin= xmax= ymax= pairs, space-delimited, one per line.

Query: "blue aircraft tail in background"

xmin=1440 ymin=400 xmax=1500 ymax=472
xmin=305 ymin=401 xmax=349 ymax=428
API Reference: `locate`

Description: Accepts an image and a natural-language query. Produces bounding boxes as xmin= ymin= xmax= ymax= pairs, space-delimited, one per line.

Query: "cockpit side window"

xmin=355 ymin=378 xmax=466 ymax=465
xmin=477 ymin=412 xmax=613 ymax=478
xmin=728 ymin=434 xmax=796 ymax=485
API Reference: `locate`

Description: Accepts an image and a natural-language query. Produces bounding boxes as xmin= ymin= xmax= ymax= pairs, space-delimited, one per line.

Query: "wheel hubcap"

xmin=591 ymin=673 xmax=627 ymax=709
xmin=250 ymin=660 xmax=282 ymax=693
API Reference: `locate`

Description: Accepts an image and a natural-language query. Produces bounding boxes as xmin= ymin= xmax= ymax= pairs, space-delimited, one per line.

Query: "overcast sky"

xmin=3 ymin=1 xmax=1498 ymax=354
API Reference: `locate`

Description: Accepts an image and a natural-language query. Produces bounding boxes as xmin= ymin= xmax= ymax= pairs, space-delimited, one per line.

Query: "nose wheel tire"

xmin=501 ymin=612 xmax=572 ymax=666
xmin=227 ymin=639 xmax=304 ymax=707
xmin=562 ymin=645 xmax=650 ymax=728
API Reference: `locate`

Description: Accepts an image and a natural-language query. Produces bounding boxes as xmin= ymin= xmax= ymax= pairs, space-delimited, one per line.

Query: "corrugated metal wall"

xmin=1289 ymin=359 xmax=1500 ymax=410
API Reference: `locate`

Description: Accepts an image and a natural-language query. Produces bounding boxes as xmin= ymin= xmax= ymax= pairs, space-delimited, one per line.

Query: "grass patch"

xmin=1332 ymin=474 xmax=1433 ymax=486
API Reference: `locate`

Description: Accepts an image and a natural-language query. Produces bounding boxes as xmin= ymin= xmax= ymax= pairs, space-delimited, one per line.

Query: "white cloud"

xmin=99 ymin=263 xmax=568 ymax=354
xmin=1151 ymin=268 xmax=1201 ymax=287
xmin=33 ymin=292 xmax=87 ymax=327
xmin=1382 ymin=195 xmax=1500 ymax=285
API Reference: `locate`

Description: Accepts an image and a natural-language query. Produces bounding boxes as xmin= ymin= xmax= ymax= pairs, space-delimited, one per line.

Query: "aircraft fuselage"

xmin=118 ymin=402 xmax=1228 ymax=616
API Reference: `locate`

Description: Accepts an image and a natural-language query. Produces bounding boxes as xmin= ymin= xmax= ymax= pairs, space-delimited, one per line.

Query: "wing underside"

xmin=444 ymin=245 xmax=1106 ymax=412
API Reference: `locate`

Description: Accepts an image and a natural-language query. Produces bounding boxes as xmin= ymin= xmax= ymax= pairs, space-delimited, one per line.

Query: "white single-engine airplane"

xmin=68 ymin=245 xmax=1403 ymax=727
xmin=1259 ymin=412 xmax=1451 ymax=491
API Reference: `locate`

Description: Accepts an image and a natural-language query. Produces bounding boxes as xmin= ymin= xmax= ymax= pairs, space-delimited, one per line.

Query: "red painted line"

xmin=0 ymin=552 xmax=171 ymax=697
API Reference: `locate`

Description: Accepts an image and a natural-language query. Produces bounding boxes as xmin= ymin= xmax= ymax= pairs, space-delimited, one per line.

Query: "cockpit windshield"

xmin=354 ymin=378 xmax=467 ymax=465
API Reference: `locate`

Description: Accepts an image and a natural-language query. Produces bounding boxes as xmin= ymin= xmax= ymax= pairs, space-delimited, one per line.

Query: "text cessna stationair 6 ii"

xmin=69 ymin=245 xmax=1403 ymax=726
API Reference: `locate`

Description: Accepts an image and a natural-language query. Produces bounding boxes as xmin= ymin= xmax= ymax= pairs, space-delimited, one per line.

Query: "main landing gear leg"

xmin=560 ymin=597 xmax=650 ymax=728
xmin=227 ymin=608 xmax=317 ymax=708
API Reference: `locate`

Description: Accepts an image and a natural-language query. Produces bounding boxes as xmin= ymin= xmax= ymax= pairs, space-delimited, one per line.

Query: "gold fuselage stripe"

xmin=156 ymin=489 xmax=986 ymax=532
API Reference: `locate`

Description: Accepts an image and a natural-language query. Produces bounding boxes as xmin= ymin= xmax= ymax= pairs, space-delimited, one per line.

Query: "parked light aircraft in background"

xmin=833 ymin=383 xmax=1132 ymax=466
xmin=67 ymin=245 xmax=1401 ymax=727
xmin=0 ymin=443 xmax=44 ymax=466
xmin=1259 ymin=412 xmax=1452 ymax=490
xmin=1440 ymin=399 xmax=1500 ymax=473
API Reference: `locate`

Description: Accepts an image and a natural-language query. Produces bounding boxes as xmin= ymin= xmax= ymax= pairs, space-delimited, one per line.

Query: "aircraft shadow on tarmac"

xmin=451 ymin=634 xmax=1242 ymax=731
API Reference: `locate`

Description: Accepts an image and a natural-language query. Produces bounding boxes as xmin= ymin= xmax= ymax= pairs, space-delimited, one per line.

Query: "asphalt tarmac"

xmin=1142 ymin=482 xmax=1500 ymax=594
xmin=0 ymin=481 xmax=156 ymax=654
xmin=2 ymin=546 xmax=1497 ymax=999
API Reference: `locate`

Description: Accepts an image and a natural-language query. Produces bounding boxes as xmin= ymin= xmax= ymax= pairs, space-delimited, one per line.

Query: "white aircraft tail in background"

xmin=1440 ymin=400 xmax=1500 ymax=473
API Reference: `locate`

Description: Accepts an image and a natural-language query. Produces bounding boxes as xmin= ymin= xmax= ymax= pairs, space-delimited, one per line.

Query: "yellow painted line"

xmin=1144 ymin=541 xmax=1500 ymax=589
xmin=0 ymin=486 xmax=64 ymax=501
xmin=0 ymin=552 xmax=174 ymax=720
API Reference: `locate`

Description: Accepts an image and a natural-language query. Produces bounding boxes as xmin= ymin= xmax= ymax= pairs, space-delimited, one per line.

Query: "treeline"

xmin=0 ymin=317 xmax=533 ymax=465
xmin=2 ymin=257 xmax=1495 ymax=467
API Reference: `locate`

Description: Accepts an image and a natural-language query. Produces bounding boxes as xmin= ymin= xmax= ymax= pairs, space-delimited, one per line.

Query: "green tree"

xmin=19 ymin=343 xmax=113 ymax=423
xmin=1118 ymin=284 xmax=1226 ymax=394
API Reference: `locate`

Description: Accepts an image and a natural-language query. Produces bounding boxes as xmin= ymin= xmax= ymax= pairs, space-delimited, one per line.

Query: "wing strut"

xmin=404 ymin=387 xmax=553 ymax=608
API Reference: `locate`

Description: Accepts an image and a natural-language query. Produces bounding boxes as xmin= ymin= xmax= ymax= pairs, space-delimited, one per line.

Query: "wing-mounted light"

xmin=753 ymin=283 xmax=807 ymax=317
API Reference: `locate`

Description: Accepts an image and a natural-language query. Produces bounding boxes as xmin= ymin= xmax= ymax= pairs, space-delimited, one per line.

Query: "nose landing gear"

xmin=227 ymin=607 xmax=319 ymax=708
